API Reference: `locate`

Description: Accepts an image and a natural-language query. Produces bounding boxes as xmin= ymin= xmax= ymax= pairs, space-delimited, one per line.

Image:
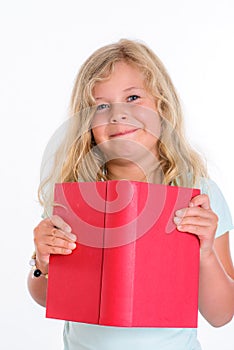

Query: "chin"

xmin=99 ymin=139 xmax=158 ymax=164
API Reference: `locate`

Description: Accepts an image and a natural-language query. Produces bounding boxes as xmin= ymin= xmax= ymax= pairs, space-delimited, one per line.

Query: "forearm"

xmin=28 ymin=215 xmax=76 ymax=307
xmin=199 ymin=249 xmax=234 ymax=327
xmin=27 ymin=270 xmax=48 ymax=307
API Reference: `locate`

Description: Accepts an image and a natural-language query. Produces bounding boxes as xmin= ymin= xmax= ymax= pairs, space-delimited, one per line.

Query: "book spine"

xmin=99 ymin=181 xmax=138 ymax=326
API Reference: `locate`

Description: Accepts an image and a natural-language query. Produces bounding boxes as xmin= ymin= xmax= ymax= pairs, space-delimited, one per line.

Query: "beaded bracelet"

xmin=29 ymin=252 xmax=48 ymax=279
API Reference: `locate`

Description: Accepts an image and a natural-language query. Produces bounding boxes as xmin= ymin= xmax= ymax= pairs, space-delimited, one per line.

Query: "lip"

xmin=109 ymin=128 xmax=139 ymax=138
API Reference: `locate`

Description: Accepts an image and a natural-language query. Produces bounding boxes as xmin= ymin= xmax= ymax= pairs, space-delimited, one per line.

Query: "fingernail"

xmin=175 ymin=209 xmax=185 ymax=217
xmin=70 ymin=234 xmax=77 ymax=241
xmin=69 ymin=242 xmax=76 ymax=249
xmin=64 ymin=225 xmax=72 ymax=233
xmin=174 ymin=216 xmax=182 ymax=225
xmin=189 ymin=202 xmax=194 ymax=207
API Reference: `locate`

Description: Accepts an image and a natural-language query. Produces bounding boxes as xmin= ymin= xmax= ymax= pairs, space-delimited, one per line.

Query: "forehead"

xmin=93 ymin=61 xmax=145 ymax=97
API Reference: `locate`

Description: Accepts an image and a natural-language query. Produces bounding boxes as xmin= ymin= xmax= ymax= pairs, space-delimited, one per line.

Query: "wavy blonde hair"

xmin=39 ymin=38 xmax=207 ymax=215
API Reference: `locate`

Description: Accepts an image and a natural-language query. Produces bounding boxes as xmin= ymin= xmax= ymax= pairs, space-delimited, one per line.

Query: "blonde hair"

xmin=39 ymin=38 xmax=207 ymax=215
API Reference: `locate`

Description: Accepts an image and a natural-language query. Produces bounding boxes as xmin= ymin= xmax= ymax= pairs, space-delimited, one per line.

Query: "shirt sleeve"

xmin=199 ymin=178 xmax=234 ymax=238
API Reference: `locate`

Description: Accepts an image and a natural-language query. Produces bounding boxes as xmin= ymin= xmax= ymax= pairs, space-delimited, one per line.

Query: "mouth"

xmin=109 ymin=128 xmax=139 ymax=138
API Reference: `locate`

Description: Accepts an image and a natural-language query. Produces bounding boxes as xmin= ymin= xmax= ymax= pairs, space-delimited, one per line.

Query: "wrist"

xmin=35 ymin=258 xmax=48 ymax=275
xmin=29 ymin=252 xmax=49 ymax=278
xmin=200 ymin=246 xmax=216 ymax=263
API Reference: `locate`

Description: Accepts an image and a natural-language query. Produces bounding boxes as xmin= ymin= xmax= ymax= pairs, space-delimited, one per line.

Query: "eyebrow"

xmin=94 ymin=87 xmax=144 ymax=100
xmin=123 ymin=86 xmax=144 ymax=92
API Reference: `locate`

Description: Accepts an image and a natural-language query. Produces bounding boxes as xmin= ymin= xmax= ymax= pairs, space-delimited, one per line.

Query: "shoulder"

xmin=198 ymin=178 xmax=233 ymax=238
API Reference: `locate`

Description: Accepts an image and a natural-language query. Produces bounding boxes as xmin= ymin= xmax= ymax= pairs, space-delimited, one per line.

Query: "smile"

xmin=110 ymin=128 xmax=139 ymax=138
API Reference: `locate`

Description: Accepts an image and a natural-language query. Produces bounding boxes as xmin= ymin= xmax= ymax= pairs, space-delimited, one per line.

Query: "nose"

xmin=110 ymin=114 xmax=127 ymax=123
xmin=109 ymin=104 xmax=128 ymax=123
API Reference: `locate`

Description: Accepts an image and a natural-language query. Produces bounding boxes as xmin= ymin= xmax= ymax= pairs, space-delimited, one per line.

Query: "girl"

xmin=28 ymin=39 xmax=234 ymax=350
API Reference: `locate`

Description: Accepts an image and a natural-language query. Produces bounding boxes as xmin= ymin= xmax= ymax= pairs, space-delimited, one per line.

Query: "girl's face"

xmin=91 ymin=61 xmax=161 ymax=163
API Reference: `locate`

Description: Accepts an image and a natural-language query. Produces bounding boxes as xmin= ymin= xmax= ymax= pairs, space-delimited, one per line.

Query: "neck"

xmin=106 ymin=160 xmax=162 ymax=184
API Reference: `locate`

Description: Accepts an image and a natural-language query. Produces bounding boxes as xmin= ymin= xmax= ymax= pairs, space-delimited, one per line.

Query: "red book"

xmin=46 ymin=181 xmax=200 ymax=327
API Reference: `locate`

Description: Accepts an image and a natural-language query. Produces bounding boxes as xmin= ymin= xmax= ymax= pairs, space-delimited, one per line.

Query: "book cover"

xmin=46 ymin=180 xmax=200 ymax=327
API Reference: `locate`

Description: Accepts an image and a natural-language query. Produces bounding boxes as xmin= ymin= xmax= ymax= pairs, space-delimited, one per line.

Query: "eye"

xmin=96 ymin=103 xmax=110 ymax=111
xmin=127 ymin=95 xmax=140 ymax=102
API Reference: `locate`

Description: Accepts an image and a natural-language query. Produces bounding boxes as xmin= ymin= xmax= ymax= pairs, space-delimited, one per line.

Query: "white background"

xmin=0 ymin=1 xmax=233 ymax=349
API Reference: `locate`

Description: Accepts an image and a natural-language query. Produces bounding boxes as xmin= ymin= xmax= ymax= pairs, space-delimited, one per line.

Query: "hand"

xmin=174 ymin=194 xmax=219 ymax=257
xmin=33 ymin=215 xmax=77 ymax=273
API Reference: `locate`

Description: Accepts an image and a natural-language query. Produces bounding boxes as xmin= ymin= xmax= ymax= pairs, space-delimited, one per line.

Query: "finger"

xmin=50 ymin=227 xmax=77 ymax=242
xmin=175 ymin=207 xmax=214 ymax=220
xmin=49 ymin=215 xmax=72 ymax=233
xmin=176 ymin=223 xmax=216 ymax=246
xmin=34 ymin=228 xmax=76 ymax=257
xmin=48 ymin=235 xmax=77 ymax=250
xmin=36 ymin=236 xmax=76 ymax=256
xmin=174 ymin=215 xmax=212 ymax=228
xmin=37 ymin=242 xmax=74 ymax=256
xmin=189 ymin=194 xmax=210 ymax=210
xmin=176 ymin=223 xmax=208 ymax=235
xmin=48 ymin=246 xmax=74 ymax=255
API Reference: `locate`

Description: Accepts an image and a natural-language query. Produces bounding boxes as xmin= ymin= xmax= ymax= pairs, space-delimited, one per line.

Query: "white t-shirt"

xmin=62 ymin=178 xmax=233 ymax=350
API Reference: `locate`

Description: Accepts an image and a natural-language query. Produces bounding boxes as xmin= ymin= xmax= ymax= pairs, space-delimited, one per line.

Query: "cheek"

xmin=151 ymin=116 xmax=161 ymax=139
xmin=92 ymin=126 xmax=106 ymax=144
xmin=138 ymin=112 xmax=161 ymax=140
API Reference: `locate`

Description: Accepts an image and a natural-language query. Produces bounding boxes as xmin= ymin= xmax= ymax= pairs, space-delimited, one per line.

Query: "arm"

xmin=214 ymin=233 xmax=234 ymax=279
xmin=199 ymin=232 xmax=234 ymax=326
xmin=28 ymin=215 xmax=77 ymax=307
xmin=27 ymin=269 xmax=48 ymax=307
xmin=174 ymin=194 xmax=234 ymax=327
